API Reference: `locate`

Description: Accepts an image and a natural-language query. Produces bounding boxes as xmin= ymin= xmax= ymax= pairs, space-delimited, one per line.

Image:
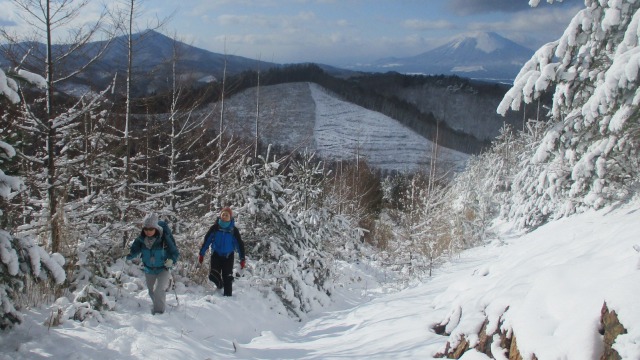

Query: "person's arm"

xmin=126 ymin=237 xmax=143 ymax=260
xmin=199 ymin=225 xmax=217 ymax=257
xmin=234 ymin=228 xmax=245 ymax=260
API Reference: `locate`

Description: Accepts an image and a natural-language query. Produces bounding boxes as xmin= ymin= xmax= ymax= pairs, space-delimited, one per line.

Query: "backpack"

xmin=158 ymin=220 xmax=175 ymax=248
xmin=158 ymin=220 xmax=180 ymax=265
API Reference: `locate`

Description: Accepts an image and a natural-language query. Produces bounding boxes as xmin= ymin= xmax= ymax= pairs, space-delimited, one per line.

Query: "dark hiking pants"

xmin=209 ymin=252 xmax=234 ymax=296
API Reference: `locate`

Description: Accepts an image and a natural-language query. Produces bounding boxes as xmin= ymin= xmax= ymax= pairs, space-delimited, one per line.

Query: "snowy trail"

xmin=235 ymin=202 xmax=640 ymax=359
xmin=0 ymin=278 xmax=300 ymax=359
xmin=0 ymin=250 xmax=493 ymax=360
xmin=2 ymin=201 xmax=640 ymax=359
xmin=234 ymin=249 xmax=496 ymax=359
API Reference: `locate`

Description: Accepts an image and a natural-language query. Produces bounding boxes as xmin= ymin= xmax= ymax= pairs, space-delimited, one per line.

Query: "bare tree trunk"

xmin=219 ymin=59 xmax=226 ymax=138
xmin=169 ymin=41 xmax=178 ymax=212
xmin=44 ymin=0 xmax=61 ymax=252
xmin=255 ymin=66 xmax=260 ymax=159
xmin=428 ymin=119 xmax=440 ymax=196
xmin=338 ymin=160 xmax=343 ymax=214
xmin=114 ymin=0 xmax=168 ymax=218
xmin=124 ymin=0 xmax=134 ymax=201
xmin=217 ymin=47 xmax=228 ymax=206
xmin=428 ymin=99 xmax=444 ymax=197
xmin=522 ymin=102 xmax=527 ymax=131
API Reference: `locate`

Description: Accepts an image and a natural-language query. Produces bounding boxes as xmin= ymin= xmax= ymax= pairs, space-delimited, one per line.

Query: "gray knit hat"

xmin=142 ymin=213 xmax=163 ymax=237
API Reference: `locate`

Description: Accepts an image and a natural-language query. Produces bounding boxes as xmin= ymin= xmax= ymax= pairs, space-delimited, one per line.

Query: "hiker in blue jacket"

xmin=126 ymin=213 xmax=180 ymax=315
xmin=198 ymin=207 xmax=246 ymax=296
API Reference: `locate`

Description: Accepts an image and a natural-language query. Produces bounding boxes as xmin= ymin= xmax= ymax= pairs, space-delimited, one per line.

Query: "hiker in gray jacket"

xmin=126 ymin=213 xmax=179 ymax=315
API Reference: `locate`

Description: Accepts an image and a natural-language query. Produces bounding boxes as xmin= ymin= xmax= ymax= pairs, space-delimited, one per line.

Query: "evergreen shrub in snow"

xmin=448 ymin=124 xmax=523 ymax=240
xmin=227 ymin=150 xmax=353 ymax=317
xmin=0 ymin=231 xmax=67 ymax=329
xmin=72 ymin=284 xmax=113 ymax=322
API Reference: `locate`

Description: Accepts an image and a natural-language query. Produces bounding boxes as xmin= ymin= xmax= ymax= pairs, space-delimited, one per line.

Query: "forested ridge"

xmin=141 ymin=63 xmax=535 ymax=154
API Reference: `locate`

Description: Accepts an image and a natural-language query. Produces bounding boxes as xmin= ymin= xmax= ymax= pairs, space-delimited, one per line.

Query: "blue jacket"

xmin=199 ymin=218 xmax=245 ymax=259
xmin=127 ymin=223 xmax=180 ymax=274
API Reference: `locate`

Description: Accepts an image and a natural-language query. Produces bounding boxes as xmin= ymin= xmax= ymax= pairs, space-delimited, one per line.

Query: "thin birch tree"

xmin=109 ymin=0 xmax=170 ymax=218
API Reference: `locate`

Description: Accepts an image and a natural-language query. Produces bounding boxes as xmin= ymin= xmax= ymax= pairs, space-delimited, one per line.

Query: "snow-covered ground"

xmin=2 ymin=198 xmax=639 ymax=359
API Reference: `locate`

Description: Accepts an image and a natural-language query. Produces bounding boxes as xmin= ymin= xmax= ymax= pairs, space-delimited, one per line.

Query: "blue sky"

xmin=1 ymin=0 xmax=584 ymax=66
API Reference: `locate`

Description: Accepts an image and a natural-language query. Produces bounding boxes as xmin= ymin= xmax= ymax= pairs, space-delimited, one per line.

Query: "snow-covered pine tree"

xmin=2 ymin=0 xmax=113 ymax=252
xmin=12 ymin=80 xmax=114 ymax=251
xmin=0 ymin=68 xmax=66 ymax=330
xmin=414 ymin=176 xmax=456 ymax=275
xmin=226 ymin=149 xmax=353 ymax=317
xmin=380 ymin=172 xmax=453 ymax=279
xmin=284 ymin=150 xmax=363 ymax=282
xmin=498 ymin=0 xmax=640 ymax=228
xmin=448 ymin=124 xmax=521 ymax=244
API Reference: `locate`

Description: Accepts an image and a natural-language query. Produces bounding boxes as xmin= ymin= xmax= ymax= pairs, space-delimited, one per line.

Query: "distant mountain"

xmin=355 ymin=32 xmax=534 ymax=82
xmin=76 ymin=30 xmax=282 ymax=95
xmin=0 ymin=30 xmax=278 ymax=95
xmin=0 ymin=30 xmax=361 ymax=96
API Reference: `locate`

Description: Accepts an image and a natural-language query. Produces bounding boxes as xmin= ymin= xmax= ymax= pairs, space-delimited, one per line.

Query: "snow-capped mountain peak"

xmin=360 ymin=31 xmax=534 ymax=82
xmin=449 ymin=31 xmax=513 ymax=53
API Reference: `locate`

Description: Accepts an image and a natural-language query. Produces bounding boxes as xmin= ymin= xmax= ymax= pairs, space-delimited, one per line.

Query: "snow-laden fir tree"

xmin=448 ymin=124 xmax=522 ymax=242
xmin=0 ymin=68 xmax=65 ymax=330
xmin=498 ymin=0 xmax=640 ymax=228
xmin=2 ymin=0 xmax=113 ymax=253
xmin=225 ymin=148 xmax=356 ymax=317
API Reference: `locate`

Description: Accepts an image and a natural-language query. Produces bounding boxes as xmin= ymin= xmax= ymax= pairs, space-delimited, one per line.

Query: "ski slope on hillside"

xmin=223 ymin=82 xmax=316 ymax=151
xmin=310 ymin=83 xmax=468 ymax=173
xmin=221 ymin=82 xmax=468 ymax=173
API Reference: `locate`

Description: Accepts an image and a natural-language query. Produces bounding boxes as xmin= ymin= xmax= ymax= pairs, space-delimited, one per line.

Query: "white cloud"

xmin=0 ymin=2 xmax=19 ymax=25
xmin=402 ymin=19 xmax=455 ymax=31
xmin=447 ymin=0 xmax=582 ymax=15
xmin=296 ymin=11 xmax=316 ymax=21
xmin=218 ymin=14 xmax=272 ymax=27
xmin=466 ymin=5 xmax=581 ymax=42
xmin=468 ymin=7 xmax=582 ymax=34
xmin=217 ymin=11 xmax=317 ymax=30
xmin=328 ymin=32 xmax=347 ymax=43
